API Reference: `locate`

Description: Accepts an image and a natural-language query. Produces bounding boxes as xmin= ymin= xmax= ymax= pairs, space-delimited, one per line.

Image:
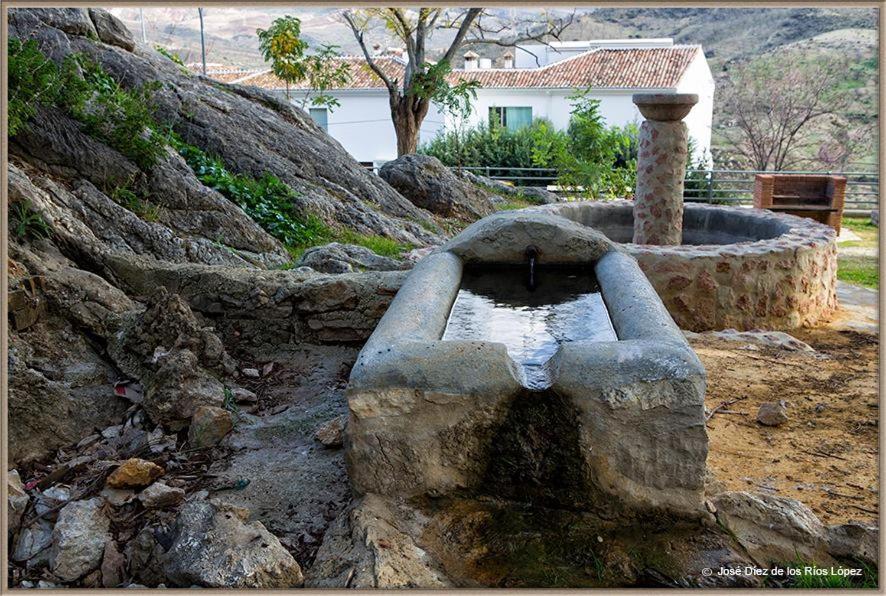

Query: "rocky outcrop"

xmin=162 ymin=499 xmax=304 ymax=588
xmin=298 ymin=242 xmax=410 ymax=274
xmin=9 ymin=8 xmax=439 ymax=246
xmin=379 ymin=154 xmax=495 ymax=219
xmin=711 ymin=492 xmax=832 ymax=565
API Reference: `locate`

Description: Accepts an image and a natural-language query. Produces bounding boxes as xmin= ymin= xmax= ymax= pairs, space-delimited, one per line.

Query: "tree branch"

xmin=342 ymin=11 xmax=397 ymax=94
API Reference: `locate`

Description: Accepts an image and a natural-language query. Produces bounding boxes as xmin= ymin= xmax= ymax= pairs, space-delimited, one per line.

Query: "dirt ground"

xmin=695 ymin=311 xmax=878 ymax=526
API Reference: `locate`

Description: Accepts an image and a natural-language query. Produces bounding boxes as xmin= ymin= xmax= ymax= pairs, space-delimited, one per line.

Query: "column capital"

xmin=632 ymin=93 xmax=698 ymax=121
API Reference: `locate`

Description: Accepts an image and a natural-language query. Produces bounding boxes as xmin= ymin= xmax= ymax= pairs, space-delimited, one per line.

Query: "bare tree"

xmin=719 ymin=52 xmax=853 ymax=171
xmin=342 ymin=8 xmax=574 ymax=156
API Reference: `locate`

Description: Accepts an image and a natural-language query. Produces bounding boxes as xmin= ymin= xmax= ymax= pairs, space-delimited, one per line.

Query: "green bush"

xmin=59 ymin=55 xmax=167 ymax=169
xmin=421 ymin=92 xmax=639 ymax=198
xmin=168 ymin=134 xmax=332 ymax=249
xmin=8 ymin=38 xmax=63 ymax=136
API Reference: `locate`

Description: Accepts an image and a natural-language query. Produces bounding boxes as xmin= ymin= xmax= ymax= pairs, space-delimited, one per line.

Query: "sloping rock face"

xmin=297 ymin=242 xmax=410 ymax=274
xmin=8 ymin=8 xmax=437 ymax=246
xmin=379 ymin=154 xmax=495 ymax=219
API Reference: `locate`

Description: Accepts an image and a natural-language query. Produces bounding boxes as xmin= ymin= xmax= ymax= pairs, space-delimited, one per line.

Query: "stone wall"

xmin=539 ymin=201 xmax=838 ymax=332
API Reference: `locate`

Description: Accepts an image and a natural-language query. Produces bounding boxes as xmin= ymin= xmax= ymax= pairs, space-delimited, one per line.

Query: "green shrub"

xmin=109 ymin=183 xmax=163 ymax=222
xmin=10 ymin=201 xmax=52 ymax=239
xmin=421 ymin=93 xmax=639 ymax=198
xmin=8 ymin=38 xmax=63 ymax=136
xmin=154 ymin=45 xmax=187 ymax=68
xmin=168 ymin=134 xmax=333 ymax=249
xmin=59 ymin=55 xmax=167 ymax=169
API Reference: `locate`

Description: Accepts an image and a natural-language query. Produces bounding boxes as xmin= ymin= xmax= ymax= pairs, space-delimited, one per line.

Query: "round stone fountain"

xmin=535 ymin=200 xmax=838 ymax=331
xmin=535 ymin=93 xmax=838 ymax=332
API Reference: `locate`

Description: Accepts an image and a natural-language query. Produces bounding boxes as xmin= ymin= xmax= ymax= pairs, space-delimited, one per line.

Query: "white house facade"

xmin=209 ymin=39 xmax=714 ymax=167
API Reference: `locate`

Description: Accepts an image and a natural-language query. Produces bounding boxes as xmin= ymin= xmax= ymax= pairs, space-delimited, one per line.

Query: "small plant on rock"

xmin=10 ymin=201 xmax=52 ymax=240
xmin=8 ymin=38 xmax=63 ymax=136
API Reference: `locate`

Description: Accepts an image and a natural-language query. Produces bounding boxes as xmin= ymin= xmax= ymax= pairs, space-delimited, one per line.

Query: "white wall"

xmin=445 ymin=87 xmax=648 ymax=136
xmin=287 ymin=90 xmax=445 ymax=165
xmin=285 ymin=57 xmax=714 ymax=166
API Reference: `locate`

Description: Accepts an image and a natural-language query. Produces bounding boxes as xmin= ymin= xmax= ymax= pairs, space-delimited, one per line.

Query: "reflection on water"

xmin=442 ymin=266 xmax=617 ymax=390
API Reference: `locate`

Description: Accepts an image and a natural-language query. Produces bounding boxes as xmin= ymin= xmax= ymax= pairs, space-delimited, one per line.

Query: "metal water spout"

xmin=525 ymin=245 xmax=540 ymax=291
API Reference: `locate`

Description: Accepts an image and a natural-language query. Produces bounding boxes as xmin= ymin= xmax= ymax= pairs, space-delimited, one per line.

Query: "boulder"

xmin=379 ymin=154 xmax=494 ymax=219
xmin=162 ymin=499 xmax=304 ymax=588
xmin=456 ymin=169 xmax=562 ymax=204
xmin=314 ymin=414 xmax=346 ymax=448
xmin=756 ymin=400 xmax=788 ymax=427
xmin=711 ymin=491 xmax=831 ymax=566
xmin=138 ymin=482 xmax=185 ymax=509
xmin=144 ymin=350 xmax=227 ymax=429
xmin=298 ymin=242 xmax=409 ymax=274
xmin=106 ymin=458 xmax=164 ymax=489
xmin=188 ymin=406 xmax=234 ymax=449
xmin=307 ymin=494 xmax=450 ymax=588
xmin=88 ymin=9 xmax=134 ymax=51
xmin=49 ymin=498 xmax=111 ymax=582
xmin=826 ymin=522 xmax=878 ymax=565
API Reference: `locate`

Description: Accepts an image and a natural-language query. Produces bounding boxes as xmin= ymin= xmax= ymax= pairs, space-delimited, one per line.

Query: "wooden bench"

xmin=753 ymin=174 xmax=847 ymax=233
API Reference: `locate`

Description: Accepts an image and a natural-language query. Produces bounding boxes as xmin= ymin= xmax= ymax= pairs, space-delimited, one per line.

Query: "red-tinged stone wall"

xmin=537 ymin=200 xmax=838 ymax=332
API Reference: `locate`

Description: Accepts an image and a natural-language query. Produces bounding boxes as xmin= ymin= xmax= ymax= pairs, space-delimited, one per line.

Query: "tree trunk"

xmin=391 ymin=94 xmax=429 ymax=156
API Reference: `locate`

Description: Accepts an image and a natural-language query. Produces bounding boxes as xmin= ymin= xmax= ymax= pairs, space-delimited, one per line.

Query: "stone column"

xmin=631 ymin=93 xmax=698 ymax=245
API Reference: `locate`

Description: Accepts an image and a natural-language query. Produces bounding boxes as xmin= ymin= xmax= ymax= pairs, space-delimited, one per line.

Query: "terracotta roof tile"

xmin=211 ymin=46 xmax=700 ymax=91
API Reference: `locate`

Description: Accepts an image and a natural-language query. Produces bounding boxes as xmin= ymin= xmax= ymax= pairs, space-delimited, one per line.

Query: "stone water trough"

xmin=346 ymin=211 xmax=708 ymax=518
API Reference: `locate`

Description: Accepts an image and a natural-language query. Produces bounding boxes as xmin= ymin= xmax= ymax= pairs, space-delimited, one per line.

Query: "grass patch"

xmin=495 ymin=198 xmax=536 ymax=212
xmin=336 ymin=230 xmax=412 ymax=258
xmin=838 ymin=256 xmax=878 ymax=289
xmin=841 ymin=216 xmax=879 ymax=245
xmin=775 ymin=559 xmax=878 ymax=589
xmin=109 ymin=183 xmax=163 ymax=222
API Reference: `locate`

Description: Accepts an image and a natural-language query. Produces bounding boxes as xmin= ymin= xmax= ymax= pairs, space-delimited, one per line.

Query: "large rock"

xmin=49 ymin=498 xmax=111 ymax=582
xmin=826 ymin=522 xmax=878 ymax=566
xmin=88 ymin=9 xmax=134 ymax=51
xmin=307 ymin=494 xmax=451 ymax=588
xmin=379 ymin=154 xmax=495 ymax=219
xmin=8 ymin=8 xmax=439 ymax=246
xmin=162 ymin=499 xmax=304 ymax=588
xmin=456 ymin=169 xmax=562 ymax=204
xmin=298 ymin=242 xmax=409 ymax=274
xmin=711 ymin=492 xmax=832 ymax=566
xmin=108 ymin=287 xmax=232 ymax=429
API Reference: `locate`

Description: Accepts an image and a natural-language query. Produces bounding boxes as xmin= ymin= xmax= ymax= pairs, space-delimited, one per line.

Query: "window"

xmin=489 ymin=106 xmax=533 ymax=131
xmin=309 ymin=108 xmax=328 ymax=132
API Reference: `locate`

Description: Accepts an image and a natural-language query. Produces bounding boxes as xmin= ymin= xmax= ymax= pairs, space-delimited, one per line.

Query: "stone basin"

xmin=534 ymin=200 xmax=838 ymax=331
xmin=346 ymin=210 xmax=708 ymax=518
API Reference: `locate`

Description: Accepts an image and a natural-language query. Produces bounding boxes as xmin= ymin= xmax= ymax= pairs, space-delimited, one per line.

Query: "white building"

xmin=210 ymin=39 xmax=714 ymax=167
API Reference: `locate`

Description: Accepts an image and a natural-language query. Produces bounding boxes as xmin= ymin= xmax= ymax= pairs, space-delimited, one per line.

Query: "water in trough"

xmin=442 ymin=266 xmax=617 ymax=390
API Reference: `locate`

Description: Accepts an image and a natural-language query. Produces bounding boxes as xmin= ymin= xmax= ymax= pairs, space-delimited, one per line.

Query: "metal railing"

xmin=366 ymin=164 xmax=879 ymax=211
